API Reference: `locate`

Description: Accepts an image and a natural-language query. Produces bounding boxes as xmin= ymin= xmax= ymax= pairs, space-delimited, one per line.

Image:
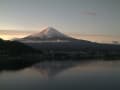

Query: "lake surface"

xmin=0 ymin=60 xmax=120 ymax=90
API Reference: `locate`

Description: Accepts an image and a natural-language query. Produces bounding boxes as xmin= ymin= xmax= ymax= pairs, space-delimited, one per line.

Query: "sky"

xmin=0 ymin=0 xmax=120 ymax=43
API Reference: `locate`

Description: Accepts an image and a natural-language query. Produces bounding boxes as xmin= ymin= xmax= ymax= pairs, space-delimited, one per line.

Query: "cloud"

xmin=80 ymin=11 xmax=96 ymax=16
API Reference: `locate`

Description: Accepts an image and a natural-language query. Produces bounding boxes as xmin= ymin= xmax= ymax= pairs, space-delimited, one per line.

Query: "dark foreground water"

xmin=0 ymin=60 xmax=120 ymax=90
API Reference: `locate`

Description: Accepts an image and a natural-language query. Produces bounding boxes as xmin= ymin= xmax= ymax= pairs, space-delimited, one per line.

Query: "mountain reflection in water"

xmin=33 ymin=61 xmax=81 ymax=78
xmin=0 ymin=60 xmax=120 ymax=90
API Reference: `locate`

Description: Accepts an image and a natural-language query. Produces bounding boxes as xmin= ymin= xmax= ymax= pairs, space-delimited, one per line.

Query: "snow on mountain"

xmin=28 ymin=27 xmax=67 ymax=39
xmin=21 ymin=27 xmax=77 ymax=42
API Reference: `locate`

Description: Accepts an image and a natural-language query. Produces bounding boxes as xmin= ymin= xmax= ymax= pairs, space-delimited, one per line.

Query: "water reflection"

xmin=32 ymin=61 xmax=120 ymax=79
xmin=33 ymin=61 xmax=81 ymax=78
xmin=0 ymin=60 xmax=120 ymax=90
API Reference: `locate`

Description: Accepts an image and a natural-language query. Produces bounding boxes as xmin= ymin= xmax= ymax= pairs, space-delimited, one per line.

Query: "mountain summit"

xmin=28 ymin=27 xmax=67 ymax=39
xmin=21 ymin=27 xmax=76 ymax=42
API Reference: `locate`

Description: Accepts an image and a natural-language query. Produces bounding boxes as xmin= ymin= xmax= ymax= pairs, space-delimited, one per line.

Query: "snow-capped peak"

xmin=21 ymin=26 xmax=77 ymax=42
xmin=28 ymin=27 xmax=67 ymax=38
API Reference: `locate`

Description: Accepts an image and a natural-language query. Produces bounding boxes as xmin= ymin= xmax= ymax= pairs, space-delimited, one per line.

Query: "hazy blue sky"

xmin=0 ymin=0 xmax=120 ymax=36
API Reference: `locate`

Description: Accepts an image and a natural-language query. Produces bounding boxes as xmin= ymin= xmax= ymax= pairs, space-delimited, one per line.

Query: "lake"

xmin=0 ymin=60 xmax=120 ymax=90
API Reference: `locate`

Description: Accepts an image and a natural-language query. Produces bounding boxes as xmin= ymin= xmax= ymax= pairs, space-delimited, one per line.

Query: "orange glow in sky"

xmin=0 ymin=30 xmax=32 ymax=40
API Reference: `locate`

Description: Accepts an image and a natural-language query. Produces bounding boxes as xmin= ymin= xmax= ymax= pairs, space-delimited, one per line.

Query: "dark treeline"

xmin=27 ymin=42 xmax=120 ymax=60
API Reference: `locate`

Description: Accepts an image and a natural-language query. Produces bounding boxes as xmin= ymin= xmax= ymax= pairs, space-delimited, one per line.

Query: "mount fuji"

xmin=12 ymin=27 xmax=120 ymax=60
xmin=20 ymin=27 xmax=78 ymax=42
xmin=15 ymin=27 xmax=94 ymax=49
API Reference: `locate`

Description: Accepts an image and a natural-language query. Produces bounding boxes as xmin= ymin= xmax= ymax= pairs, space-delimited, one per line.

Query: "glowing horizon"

xmin=0 ymin=29 xmax=120 ymax=44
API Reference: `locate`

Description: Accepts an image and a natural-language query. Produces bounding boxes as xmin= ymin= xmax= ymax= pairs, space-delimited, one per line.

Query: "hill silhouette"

xmin=0 ymin=38 xmax=40 ymax=55
xmin=0 ymin=38 xmax=42 ymax=71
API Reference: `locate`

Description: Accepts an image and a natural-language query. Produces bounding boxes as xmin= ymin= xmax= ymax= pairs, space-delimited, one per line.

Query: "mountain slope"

xmin=19 ymin=27 xmax=78 ymax=42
